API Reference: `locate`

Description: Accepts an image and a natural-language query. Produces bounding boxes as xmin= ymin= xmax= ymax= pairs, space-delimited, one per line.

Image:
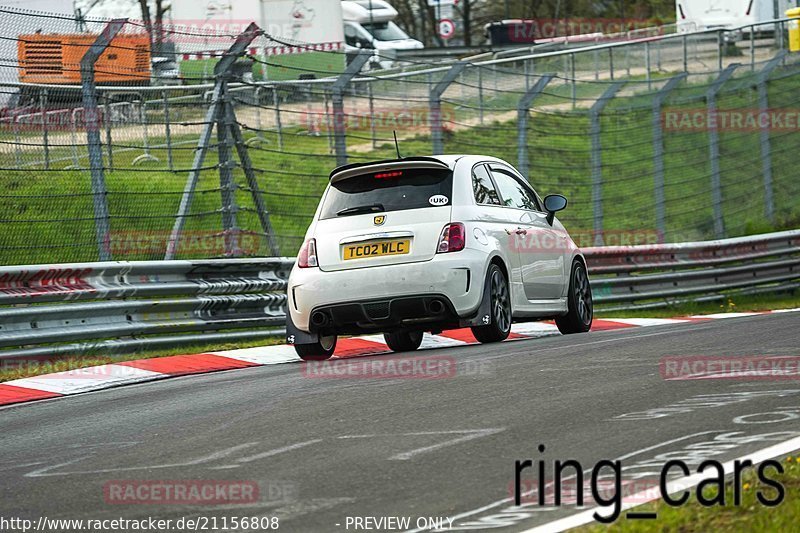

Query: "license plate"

xmin=343 ymin=239 xmax=410 ymax=260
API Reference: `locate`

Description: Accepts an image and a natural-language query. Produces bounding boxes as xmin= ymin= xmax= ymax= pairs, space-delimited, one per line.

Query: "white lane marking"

xmin=689 ymin=312 xmax=766 ymax=319
xmin=510 ymin=323 xmax=561 ymax=336
xmin=337 ymin=430 xmax=505 ymax=461
xmin=522 ymin=434 xmax=800 ymax=533
xmin=390 ymin=429 xmax=504 ymax=461
xmin=772 ymin=308 xmax=800 ymax=313
xmin=6 ymin=365 xmax=164 ymax=395
xmin=402 ymin=431 xmax=721 ymax=533
xmin=234 ymin=439 xmax=324 ymax=464
xmin=210 ymin=344 xmax=300 ymax=365
xmin=24 ymin=443 xmax=260 ymax=477
xmin=602 ymin=318 xmax=690 ymax=327
xmin=420 ymin=334 xmax=471 ymax=349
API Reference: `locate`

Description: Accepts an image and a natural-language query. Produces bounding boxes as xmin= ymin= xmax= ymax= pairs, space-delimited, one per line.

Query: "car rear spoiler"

xmin=329 ymin=157 xmax=451 ymax=183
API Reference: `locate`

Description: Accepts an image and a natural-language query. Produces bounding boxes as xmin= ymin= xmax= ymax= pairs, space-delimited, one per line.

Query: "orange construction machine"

xmin=18 ymin=33 xmax=152 ymax=86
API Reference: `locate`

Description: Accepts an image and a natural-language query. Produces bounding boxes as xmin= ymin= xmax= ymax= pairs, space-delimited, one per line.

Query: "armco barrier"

xmin=0 ymin=259 xmax=292 ymax=359
xmin=585 ymin=229 xmax=800 ymax=310
xmin=0 ymin=231 xmax=797 ymax=359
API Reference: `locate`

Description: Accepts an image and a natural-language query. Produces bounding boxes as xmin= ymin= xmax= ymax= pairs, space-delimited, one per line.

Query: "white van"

xmin=676 ymin=0 xmax=796 ymax=34
xmin=341 ymin=0 xmax=423 ymax=69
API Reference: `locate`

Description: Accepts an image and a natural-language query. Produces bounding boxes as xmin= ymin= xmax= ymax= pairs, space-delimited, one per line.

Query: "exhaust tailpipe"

xmin=310 ymin=311 xmax=330 ymax=328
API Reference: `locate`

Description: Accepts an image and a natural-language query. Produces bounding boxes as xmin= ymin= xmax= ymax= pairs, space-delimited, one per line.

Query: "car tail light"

xmin=437 ymin=223 xmax=465 ymax=253
xmin=298 ymin=238 xmax=318 ymax=268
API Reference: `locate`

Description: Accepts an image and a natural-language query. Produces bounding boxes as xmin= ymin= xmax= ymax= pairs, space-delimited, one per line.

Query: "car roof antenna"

xmin=393 ymin=130 xmax=402 ymax=159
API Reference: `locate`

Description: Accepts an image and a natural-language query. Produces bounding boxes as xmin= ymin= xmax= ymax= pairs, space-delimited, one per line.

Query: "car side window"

xmin=490 ymin=168 xmax=540 ymax=211
xmin=472 ymin=164 xmax=502 ymax=205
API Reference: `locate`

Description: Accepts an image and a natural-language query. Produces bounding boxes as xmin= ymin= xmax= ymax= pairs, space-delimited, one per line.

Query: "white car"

xmin=286 ymin=155 xmax=593 ymax=360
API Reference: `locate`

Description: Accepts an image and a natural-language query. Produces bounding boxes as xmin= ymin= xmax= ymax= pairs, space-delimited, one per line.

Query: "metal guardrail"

xmin=585 ymin=229 xmax=800 ymax=310
xmin=0 ymin=231 xmax=797 ymax=359
xmin=0 ymin=258 xmax=292 ymax=359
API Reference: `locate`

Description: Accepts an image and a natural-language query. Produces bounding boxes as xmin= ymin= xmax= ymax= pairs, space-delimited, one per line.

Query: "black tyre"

xmin=383 ymin=330 xmax=424 ymax=353
xmin=471 ymin=264 xmax=512 ymax=344
xmin=294 ymin=335 xmax=337 ymax=361
xmin=556 ymin=261 xmax=593 ymax=334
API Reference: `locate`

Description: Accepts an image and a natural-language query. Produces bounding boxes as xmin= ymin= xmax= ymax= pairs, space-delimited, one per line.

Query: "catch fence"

xmin=0 ymin=8 xmax=799 ymax=265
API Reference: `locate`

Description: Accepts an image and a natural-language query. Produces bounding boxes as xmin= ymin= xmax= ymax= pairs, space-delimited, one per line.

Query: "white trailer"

xmin=676 ymin=0 xmax=797 ymax=33
xmin=170 ymin=0 xmax=346 ymax=80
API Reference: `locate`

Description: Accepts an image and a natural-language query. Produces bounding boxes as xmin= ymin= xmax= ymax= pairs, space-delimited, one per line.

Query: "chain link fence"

xmin=1 ymin=7 xmax=799 ymax=266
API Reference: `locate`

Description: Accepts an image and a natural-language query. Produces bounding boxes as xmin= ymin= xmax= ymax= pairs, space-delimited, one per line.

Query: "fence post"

xmin=332 ymin=50 xmax=371 ymax=166
xmin=478 ymin=66 xmax=484 ymax=124
xmin=652 ymin=73 xmax=687 ymax=241
xmin=166 ymin=23 xmax=261 ymax=260
xmin=39 ymin=88 xmax=49 ymax=170
xmin=757 ymin=51 xmax=786 ymax=224
xmin=707 ymin=63 xmax=740 ymax=239
xmin=273 ymin=86 xmax=283 ymax=151
xmin=590 ymin=82 xmax=624 ymax=246
xmin=162 ymin=89 xmax=174 ymax=171
xmin=103 ymin=93 xmax=113 ymax=170
xmin=645 ymin=41 xmax=651 ymax=90
xmin=80 ymin=19 xmax=126 ymax=261
xmin=517 ymin=75 xmax=553 ymax=178
xmin=430 ymin=61 xmax=467 ymax=155
xmin=217 ymin=85 xmax=240 ymax=257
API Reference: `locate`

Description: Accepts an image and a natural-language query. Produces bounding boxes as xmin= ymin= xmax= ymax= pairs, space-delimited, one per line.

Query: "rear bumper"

xmin=287 ymin=250 xmax=488 ymax=333
xmin=307 ymin=294 xmax=458 ymax=336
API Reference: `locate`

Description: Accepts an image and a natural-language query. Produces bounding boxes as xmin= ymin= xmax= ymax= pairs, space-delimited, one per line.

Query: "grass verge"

xmin=579 ymin=455 xmax=800 ymax=532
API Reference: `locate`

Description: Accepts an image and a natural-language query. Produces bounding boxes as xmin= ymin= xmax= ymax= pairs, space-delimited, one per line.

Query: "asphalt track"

xmin=1 ymin=312 xmax=800 ymax=532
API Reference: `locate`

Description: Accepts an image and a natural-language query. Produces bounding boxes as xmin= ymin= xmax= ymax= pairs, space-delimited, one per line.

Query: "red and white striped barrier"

xmin=180 ymin=42 xmax=342 ymax=60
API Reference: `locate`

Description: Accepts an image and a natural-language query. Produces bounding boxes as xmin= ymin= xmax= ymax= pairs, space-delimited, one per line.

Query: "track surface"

xmin=2 ymin=313 xmax=800 ymax=531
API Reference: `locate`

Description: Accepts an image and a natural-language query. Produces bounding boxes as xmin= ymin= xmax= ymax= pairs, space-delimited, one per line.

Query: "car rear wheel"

xmin=471 ymin=264 xmax=512 ymax=344
xmin=555 ymin=261 xmax=593 ymax=334
xmin=294 ymin=335 xmax=337 ymax=361
xmin=383 ymin=330 xmax=424 ymax=352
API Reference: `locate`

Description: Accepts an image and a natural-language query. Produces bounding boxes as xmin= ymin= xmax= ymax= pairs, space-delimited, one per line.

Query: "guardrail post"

xmin=652 ymin=73 xmax=687 ymax=241
xmin=756 ymin=51 xmax=786 ymax=224
xmin=166 ymin=23 xmax=261 ymax=260
xmin=80 ymin=19 xmax=126 ymax=261
xmin=516 ymin=75 xmax=553 ymax=178
xmin=332 ymin=50 xmax=371 ymax=166
xmin=707 ymin=63 xmax=739 ymax=239
xmin=590 ymin=82 xmax=624 ymax=246
xmin=430 ymin=61 xmax=467 ymax=155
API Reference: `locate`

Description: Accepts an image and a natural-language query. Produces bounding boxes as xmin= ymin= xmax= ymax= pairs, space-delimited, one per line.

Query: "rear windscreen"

xmin=319 ymin=168 xmax=453 ymax=220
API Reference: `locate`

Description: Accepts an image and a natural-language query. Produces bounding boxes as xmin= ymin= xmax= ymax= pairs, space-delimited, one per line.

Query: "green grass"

xmin=579 ymin=455 xmax=800 ymax=532
xmin=596 ymin=290 xmax=800 ymax=318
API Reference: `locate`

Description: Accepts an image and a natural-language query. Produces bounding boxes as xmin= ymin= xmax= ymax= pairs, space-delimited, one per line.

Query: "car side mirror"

xmin=543 ymin=194 xmax=567 ymax=225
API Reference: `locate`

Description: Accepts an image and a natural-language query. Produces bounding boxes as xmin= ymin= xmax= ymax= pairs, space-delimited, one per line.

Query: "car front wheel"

xmin=555 ymin=261 xmax=593 ymax=334
xmin=384 ymin=330 xmax=423 ymax=352
xmin=294 ymin=334 xmax=337 ymax=361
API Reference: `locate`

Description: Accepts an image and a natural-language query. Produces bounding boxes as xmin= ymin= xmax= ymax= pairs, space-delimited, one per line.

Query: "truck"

xmin=676 ymin=0 xmax=797 ymax=34
xmin=341 ymin=0 xmax=423 ymax=69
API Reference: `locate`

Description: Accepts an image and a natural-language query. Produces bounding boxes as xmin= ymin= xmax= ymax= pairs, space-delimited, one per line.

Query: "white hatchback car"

xmin=286 ymin=155 xmax=593 ymax=360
